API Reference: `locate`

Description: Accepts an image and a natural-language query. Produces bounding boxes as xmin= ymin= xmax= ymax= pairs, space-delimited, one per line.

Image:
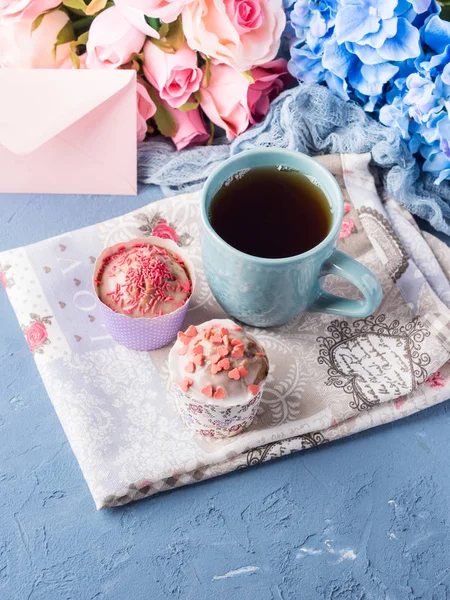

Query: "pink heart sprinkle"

xmin=213 ymin=387 xmax=226 ymax=399
xmin=185 ymin=325 xmax=198 ymax=337
xmin=201 ymin=384 xmax=213 ymax=397
xmin=185 ymin=362 xmax=196 ymax=373
xmin=228 ymin=368 xmax=241 ymax=380
xmin=248 ymin=384 xmax=259 ymax=396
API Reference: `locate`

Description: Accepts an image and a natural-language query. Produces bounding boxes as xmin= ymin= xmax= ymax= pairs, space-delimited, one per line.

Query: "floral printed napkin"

xmin=2 ymin=153 xmax=450 ymax=509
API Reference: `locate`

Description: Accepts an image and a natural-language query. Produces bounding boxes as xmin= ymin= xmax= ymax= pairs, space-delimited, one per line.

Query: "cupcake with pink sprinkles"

xmin=93 ymin=237 xmax=195 ymax=351
xmin=168 ymin=319 xmax=269 ymax=438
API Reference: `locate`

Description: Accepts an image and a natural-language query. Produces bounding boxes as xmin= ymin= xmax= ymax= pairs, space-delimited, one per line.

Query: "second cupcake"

xmin=93 ymin=236 xmax=195 ymax=351
xmin=168 ymin=319 xmax=269 ymax=438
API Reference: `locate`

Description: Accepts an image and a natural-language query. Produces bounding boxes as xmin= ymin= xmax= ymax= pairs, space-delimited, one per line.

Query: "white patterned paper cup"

xmin=172 ymin=382 xmax=264 ymax=439
xmin=93 ymin=237 xmax=195 ymax=351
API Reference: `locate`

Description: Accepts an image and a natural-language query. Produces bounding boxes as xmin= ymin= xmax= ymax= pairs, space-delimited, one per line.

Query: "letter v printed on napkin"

xmin=0 ymin=69 xmax=137 ymax=195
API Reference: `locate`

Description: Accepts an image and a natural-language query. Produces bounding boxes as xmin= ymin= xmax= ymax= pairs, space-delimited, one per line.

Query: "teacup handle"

xmin=309 ymin=249 xmax=383 ymax=318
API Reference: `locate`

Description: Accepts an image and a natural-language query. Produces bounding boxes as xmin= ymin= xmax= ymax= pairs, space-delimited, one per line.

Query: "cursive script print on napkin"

xmin=317 ymin=315 xmax=431 ymax=411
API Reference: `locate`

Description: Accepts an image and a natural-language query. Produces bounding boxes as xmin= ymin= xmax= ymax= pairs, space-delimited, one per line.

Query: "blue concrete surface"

xmin=2 ymin=193 xmax=450 ymax=600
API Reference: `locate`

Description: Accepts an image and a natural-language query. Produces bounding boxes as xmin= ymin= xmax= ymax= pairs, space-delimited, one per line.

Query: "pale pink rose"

xmin=86 ymin=6 xmax=146 ymax=69
xmin=164 ymin=103 xmax=209 ymax=149
xmin=152 ymin=218 xmax=179 ymax=242
xmin=136 ymin=82 xmax=156 ymax=142
xmin=1 ymin=10 xmax=73 ymax=68
xmin=26 ymin=321 xmax=48 ymax=352
xmin=248 ymin=58 xmax=292 ymax=123
xmin=339 ymin=218 xmax=355 ymax=239
xmin=0 ymin=0 xmax=60 ymax=21
xmin=199 ymin=63 xmax=250 ymax=140
xmin=143 ymin=42 xmax=202 ymax=109
xmin=0 ymin=272 xmax=6 ymax=287
xmin=182 ymin=0 xmax=285 ymax=71
xmin=115 ymin=0 xmax=188 ymax=29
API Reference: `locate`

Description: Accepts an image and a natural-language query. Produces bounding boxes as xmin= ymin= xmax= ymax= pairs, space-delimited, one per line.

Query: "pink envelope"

xmin=0 ymin=69 xmax=137 ymax=195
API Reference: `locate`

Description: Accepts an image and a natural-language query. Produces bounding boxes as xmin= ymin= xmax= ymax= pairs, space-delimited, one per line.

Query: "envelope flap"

xmin=0 ymin=69 xmax=136 ymax=155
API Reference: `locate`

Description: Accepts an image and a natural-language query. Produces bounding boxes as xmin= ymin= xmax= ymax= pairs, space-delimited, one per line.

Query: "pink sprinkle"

xmin=211 ymin=363 xmax=222 ymax=375
xmin=210 ymin=353 xmax=221 ymax=364
xmin=192 ymin=344 xmax=204 ymax=355
xmin=185 ymin=362 xmax=196 ymax=373
xmin=218 ymin=358 xmax=230 ymax=370
xmin=228 ymin=368 xmax=241 ymax=380
xmin=177 ymin=346 xmax=188 ymax=356
xmin=213 ymin=386 xmax=226 ymax=399
xmin=232 ymin=325 xmax=243 ymax=331
xmin=254 ymin=352 xmax=266 ymax=357
xmin=185 ymin=325 xmax=198 ymax=337
xmin=231 ymin=346 xmax=244 ymax=358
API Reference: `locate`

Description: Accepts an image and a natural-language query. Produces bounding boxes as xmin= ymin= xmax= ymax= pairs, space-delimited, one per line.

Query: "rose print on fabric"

xmin=0 ymin=263 xmax=14 ymax=289
xmin=339 ymin=203 xmax=356 ymax=239
xmin=340 ymin=218 xmax=356 ymax=239
xmin=317 ymin=315 xmax=431 ymax=412
xmin=22 ymin=313 xmax=52 ymax=354
xmin=136 ymin=212 xmax=192 ymax=246
xmin=425 ymin=370 xmax=446 ymax=389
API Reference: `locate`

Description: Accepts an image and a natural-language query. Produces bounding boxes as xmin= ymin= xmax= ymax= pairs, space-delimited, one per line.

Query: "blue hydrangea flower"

xmin=287 ymin=0 xmax=450 ymax=182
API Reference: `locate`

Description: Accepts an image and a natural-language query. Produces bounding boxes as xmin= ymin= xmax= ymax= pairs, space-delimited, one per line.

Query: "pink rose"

xmin=86 ymin=6 xmax=146 ymax=69
xmin=1 ymin=10 xmax=73 ymax=68
xmin=199 ymin=63 xmax=250 ymax=140
xmin=339 ymin=218 xmax=355 ymax=239
xmin=344 ymin=202 xmax=352 ymax=215
xmin=136 ymin=82 xmax=156 ymax=143
xmin=26 ymin=321 xmax=48 ymax=352
xmin=115 ymin=0 xmax=188 ymax=30
xmin=164 ymin=104 xmax=209 ymax=150
xmin=143 ymin=42 xmax=202 ymax=109
xmin=425 ymin=371 xmax=446 ymax=389
xmin=0 ymin=0 xmax=60 ymax=21
xmin=200 ymin=430 xmax=215 ymax=437
xmin=394 ymin=397 xmax=406 ymax=410
xmin=248 ymin=58 xmax=292 ymax=123
xmin=182 ymin=0 xmax=285 ymax=71
xmin=0 ymin=272 xmax=6 ymax=287
xmin=152 ymin=218 xmax=179 ymax=242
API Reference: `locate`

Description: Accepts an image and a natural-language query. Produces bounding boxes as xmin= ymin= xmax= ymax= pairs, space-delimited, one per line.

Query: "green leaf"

xmin=85 ymin=0 xmax=107 ymax=15
xmin=72 ymin=14 xmax=96 ymax=31
xmin=164 ymin=16 xmax=183 ymax=52
xmin=242 ymin=70 xmax=255 ymax=84
xmin=158 ymin=22 xmax=169 ymax=37
xmin=52 ymin=19 xmax=76 ymax=59
xmin=150 ymin=17 xmax=184 ymax=54
xmin=207 ymin=121 xmax=214 ymax=146
xmin=62 ymin=0 xmax=88 ymax=12
xmin=202 ymin=55 xmax=211 ymax=88
xmin=178 ymin=101 xmax=199 ymax=112
xmin=31 ymin=12 xmax=46 ymax=32
xmin=69 ymin=30 xmax=89 ymax=68
xmin=145 ymin=16 xmax=161 ymax=31
xmin=146 ymin=86 xmax=177 ymax=137
xmin=77 ymin=30 xmax=89 ymax=44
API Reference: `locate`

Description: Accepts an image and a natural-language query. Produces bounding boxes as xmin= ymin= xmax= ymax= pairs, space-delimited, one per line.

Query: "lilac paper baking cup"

xmin=93 ymin=237 xmax=195 ymax=351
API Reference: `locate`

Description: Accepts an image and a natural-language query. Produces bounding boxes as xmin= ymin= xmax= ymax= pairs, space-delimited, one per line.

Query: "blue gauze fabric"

xmin=137 ymin=83 xmax=450 ymax=235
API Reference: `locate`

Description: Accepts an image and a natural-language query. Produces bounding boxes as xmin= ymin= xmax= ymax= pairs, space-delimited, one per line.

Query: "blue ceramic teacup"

xmin=201 ymin=148 xmax=382 ymax=327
